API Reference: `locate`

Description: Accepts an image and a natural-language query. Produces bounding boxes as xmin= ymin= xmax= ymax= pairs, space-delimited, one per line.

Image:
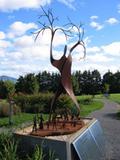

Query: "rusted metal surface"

xmin=35 ymin=8 xmax=86 ymax=121
xmin=49 ymin=41 xmax=85 ymax=120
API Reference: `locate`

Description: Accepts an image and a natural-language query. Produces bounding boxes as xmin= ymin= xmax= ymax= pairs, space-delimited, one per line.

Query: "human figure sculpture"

xmin=39 ymin=114 xmax=44 ymax=129
xmin=32 ymin=115 xmax=37 ymax=131
xmin=52 ymin=113 xmax=57 ymax=130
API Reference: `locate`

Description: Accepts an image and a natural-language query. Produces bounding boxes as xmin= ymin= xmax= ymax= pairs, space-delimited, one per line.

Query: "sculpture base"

xmin=14 ymin=118 xmax=105 ymax=160
xmin=31 ymin=119 xmax=84 ymax=137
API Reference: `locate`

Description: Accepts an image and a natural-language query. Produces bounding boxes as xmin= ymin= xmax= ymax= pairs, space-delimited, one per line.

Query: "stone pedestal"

xmin=14 ymin=118 xmax=105 ymax=160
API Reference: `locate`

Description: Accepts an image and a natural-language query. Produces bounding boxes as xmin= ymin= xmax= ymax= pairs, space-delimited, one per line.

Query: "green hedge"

xmin=13 ymin=93 xmax=74 ymax=114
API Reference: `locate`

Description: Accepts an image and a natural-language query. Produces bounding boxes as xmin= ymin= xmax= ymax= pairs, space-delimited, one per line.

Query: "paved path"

xmin=90 ymin=98 xmax=120 ymax=160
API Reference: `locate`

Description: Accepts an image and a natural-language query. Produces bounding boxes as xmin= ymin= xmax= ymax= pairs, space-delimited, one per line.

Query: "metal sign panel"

xmin=72 ymin=120 xmax=105 ymax=160
xmin=89 ymin=120 xmax=105 ymax=156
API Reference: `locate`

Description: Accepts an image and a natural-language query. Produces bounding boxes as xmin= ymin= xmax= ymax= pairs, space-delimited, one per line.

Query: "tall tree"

xmin=0 ymin=81 xmax=7 ymax=99
xmin=16 ymin=74 xmax=39 ymax=94
xmin=4 ymin=81 xmax=15 ymax=125
xmin=15 ymin=76 xmax=25 ymax=93
xmin=24 ymin=73 xmax=39 ymax=94
xmin=102 ymin=70 xmax=114 ymax=93
xmin=91 ymin=70 xmax=102 ymax=95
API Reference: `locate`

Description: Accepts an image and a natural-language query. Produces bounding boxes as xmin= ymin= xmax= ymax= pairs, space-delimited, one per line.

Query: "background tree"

xmin=4 ymin=81 xmax=15 ymax=125
xmin=90 ymin=70 xmax=102 ymax=96
xmin=102 ymin=70 xmax=114 ymax=93
xmin=16 ymin=74 xmax=39 ymax=94
xmin=111 ymin=71 xmax=120 ymax=93
xmin=15 ymin=76 xmax=25 ymax=93
xmin=72 ymin=71 xmax=82 ymax=95
xmin=0 ymin=81 xmax=7 ymax=99
xmin=36 ymin=71 xmax=52 ymax=92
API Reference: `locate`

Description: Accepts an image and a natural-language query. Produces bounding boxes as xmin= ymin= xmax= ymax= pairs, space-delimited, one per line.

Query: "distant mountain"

xmin=0 ymin=75 xmax=17 ymax=83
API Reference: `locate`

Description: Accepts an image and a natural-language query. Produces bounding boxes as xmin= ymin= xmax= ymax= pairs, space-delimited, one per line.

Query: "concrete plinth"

xmin=14 ymin=118 xmax=105 ymax=160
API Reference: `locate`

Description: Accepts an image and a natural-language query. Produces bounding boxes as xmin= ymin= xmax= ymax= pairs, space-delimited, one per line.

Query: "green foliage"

xmin=15 ymin=73 xmax=39 ymax=94
xmin=0 ymin=134 xmax=58 ymax=160
xmin=77 ymin=95 xmax=93 ymax=105
xmin=0 ymin=133 xmax=18 ymax=160
xmin=27 ymin=145 xmax=45 ymax=160
xmin=56 ymin=94 xmax=73 ymax=109
xmin=102 ymin=71 xmax=120 ymax=93
xmin=81 ymin=70 xmax=102 ymax=95
xmin=109 ymin=93 xmax=120 ymax=104
xmin=48 ymin=150 xmax=56 ymax=160
xmin=13 ymin=93 xmax=73 ymax=114
xmin=0 ymin=80 xmax=15 ymax=99
xmin=80 ymin=100 xmax=103 ymax=117
xmin=103 ymin=83 xmax=110 ymax=94
xmin=0 ymin=81 xmax=7 ymax=99
xmin=12 ymin=70 xmax=120 ymax=96
xmin=0 ymin=113 xmax=36 ymax=127
xmin=27 ymin=144 xmax=58 ymax=160
xmin=4 ymin=81 xmax=15 ymax=98
xmin=72 ymin=71 xmax=81 ymax=95
xmin=13 ymin=93 xmax=52 ymax=113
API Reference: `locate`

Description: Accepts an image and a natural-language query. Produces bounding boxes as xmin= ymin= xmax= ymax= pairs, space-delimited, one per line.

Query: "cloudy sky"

xmin=0 ymin=0 xmax=120 ymax=78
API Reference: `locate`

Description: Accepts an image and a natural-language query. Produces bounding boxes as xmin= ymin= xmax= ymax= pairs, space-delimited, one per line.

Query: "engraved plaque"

xmin=72 ymin=120 xmax=105 ymax=160
xmin=89 ymin=120 xmax=105 ymax=156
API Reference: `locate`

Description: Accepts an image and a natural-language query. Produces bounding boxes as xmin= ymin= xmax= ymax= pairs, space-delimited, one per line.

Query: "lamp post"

xmin=8 ymin=98 xmax=14 ymax=125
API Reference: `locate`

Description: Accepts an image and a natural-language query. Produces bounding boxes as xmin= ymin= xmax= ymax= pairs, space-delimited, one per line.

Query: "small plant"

xmin=48 ymin=150 xmax=56 ymax=160
xmin=27 ymin=145 xmax=45 ymax=160
xmin=0 ymin=133 xmax=18 ymax=160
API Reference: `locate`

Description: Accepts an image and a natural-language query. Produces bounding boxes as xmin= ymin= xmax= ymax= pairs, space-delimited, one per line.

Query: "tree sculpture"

xmin=35 ymin=8 xmax=86 ymax=122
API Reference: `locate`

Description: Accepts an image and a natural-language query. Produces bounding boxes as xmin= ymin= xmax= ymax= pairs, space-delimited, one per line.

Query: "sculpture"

xmin=35 ymin=8 xmax=86 ymax=122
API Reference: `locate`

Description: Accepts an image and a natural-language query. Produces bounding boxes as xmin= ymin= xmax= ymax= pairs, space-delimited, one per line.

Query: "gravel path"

xmin=90 ymin=98 xmax=120 ymax=160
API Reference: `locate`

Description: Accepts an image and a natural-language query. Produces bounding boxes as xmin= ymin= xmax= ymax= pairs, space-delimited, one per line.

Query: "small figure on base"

xmin=39 ymin=114 xmax=44 ymax=129
xmin=52 ymin=113 xmax=57 ymax=130
xmin=32 ymin=115 xmax=37 ymax=132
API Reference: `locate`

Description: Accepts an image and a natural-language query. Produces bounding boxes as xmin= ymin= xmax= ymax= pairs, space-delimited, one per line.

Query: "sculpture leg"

xmin=49 ymin=83 xmax=64 ymax=122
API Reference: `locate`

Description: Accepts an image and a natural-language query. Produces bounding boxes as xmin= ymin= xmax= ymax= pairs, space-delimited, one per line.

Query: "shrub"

xmin=13 ymin=93 xmax=73 ymax=114
xmin=0 ymin=101 xmax=21 ymax=117
xmin=77 ymin=96 xmax=93 ymax=105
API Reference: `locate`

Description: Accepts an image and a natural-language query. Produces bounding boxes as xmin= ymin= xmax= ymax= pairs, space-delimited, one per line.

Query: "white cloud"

xmin=7 ymin=21 xmax=38 ymax=38
xmin=106 ymin=18 xmax=119 ymax=25
xmin=87 ymin=54 xmax=113 ymax=63
xmin=0 ymin=0 xmax=52 ymax=12
xmin=87 ymin=46 xmax=101 ymax=53
xmin=14 ymin=35 xmax=34 ymax=47
xmin=57 ymin=0 xmax=75 ymax=10
xmin=102 ymin=42 xmax=120 ymax=56
xmin=1 ymin=19 xmax=120 ymax=78
xmin=0 ymin=0 xmax=76 ymax=12
xmin=87 ymin=42 xmax=120 ymax=57
xmin=90 ymin=21 xmax=104 ymax=30
xmin=0 ymin=39 xmax=11 ymax=48
xmin=90 ymin=16 xmax=98 ymax=20
xmin=0 ymin=31 xmax=6 ymax=39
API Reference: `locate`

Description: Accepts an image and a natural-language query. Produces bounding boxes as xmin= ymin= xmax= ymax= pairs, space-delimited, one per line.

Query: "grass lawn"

xmin=0 ymin=113 xmax=48 ymax=128
xmin=80 ymin=100 xmax=103 ymax=117
xmin=0 ymin=95 xmax=103 ymax=129
xmin=109 ymin=93 xmax=120 ymax=104
xmin=108 ymin=93 xmax=120 ymax=118
xmin=77 ymin=95 xmax=103 ymax=117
